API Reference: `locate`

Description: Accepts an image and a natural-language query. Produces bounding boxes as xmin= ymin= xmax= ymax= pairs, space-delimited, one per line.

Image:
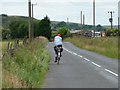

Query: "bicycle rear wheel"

xmin=57 ymin=57 xmax=60 ymax=64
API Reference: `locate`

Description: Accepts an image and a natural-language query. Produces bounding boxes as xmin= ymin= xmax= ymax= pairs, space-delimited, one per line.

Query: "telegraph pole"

xmin=108 ymin=11 xmax=114 ymax=29
xmin=67 ymin=17 xmax=69 ymax=29
xmin=81 ymin=11 xmax=83 ymax=29
xmin=118 ymin=17 xmax=120 ymax=30
xmin=93 ymin=0 xmax=96 ymax=37
xmin=83 ymin=14 xmax=85 ymax=30
xmin=28 ymin=0 xmax=32 ymax=42
xmin=67 ymin=17 xmax=69 ymax=24
xmin=31 ymin=3 xmax=37 ymax=39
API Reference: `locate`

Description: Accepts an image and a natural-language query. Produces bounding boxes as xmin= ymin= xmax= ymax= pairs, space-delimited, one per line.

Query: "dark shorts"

xmin=54 ymin=45 xmax=63 ymax=54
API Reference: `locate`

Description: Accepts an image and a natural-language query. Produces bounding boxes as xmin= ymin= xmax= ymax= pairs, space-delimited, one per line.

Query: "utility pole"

xmin=93 ymin=0 xmax=96 ymax=37
xmin=118 ymin=17 xmax=120 ymax=30
xmin=28 ymin=0 xmax=32 ymax=42
xmin=118 ymin=17 xmax=120 ymax=36
xmin=83 ymin=14 xmax=85 ymax=30
xmin=31 ymin=3 xmax=37 ymax=39
xmin=83 ymin=14 xmax=85 ymax=26
xmin=108 ymin=11 xmax=114 ymax=29
xmin=81 ymin=11 xmax=83 ymax=30
xmin=67 ymin=17 xmax=69 ymax=29
xmin=67 ymin=17 xmax=69 ymax=23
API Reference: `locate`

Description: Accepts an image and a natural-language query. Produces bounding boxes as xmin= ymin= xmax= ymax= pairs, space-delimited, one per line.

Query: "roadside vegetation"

xmin=2 ymin=15 xmax=51 ymax=40
xmin=52 ymin=27 xmax=70 ymax=40
xmin=65 ymin=36 xmax=118 ymax=59
xmin=0 ymin=28 xmax=2 ymax=89
xmin=2 ymin=14 xmax=52 ymax=88
xmin=2 ymin=36 xmax=50 ymax=88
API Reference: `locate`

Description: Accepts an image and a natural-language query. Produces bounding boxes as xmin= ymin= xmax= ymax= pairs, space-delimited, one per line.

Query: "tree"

xmin=96 ymin=24 xmax=104 ymax=31
xmin=57 ymin=27 xmax=70 ymax=39
xmin=2 ymin=29 xmax=10 ymax=39
xmin=9 ymin=21 xmax=20 ymax=38
xmin=9 ymin=20 xmax=28 ymax=39
xmin=18 ymin=22 xmax=28 ymax=38
xmin=56 ymin=21 xmax=67 ymax=28
xmin=38 ymin=16 xmax=51 ymax=40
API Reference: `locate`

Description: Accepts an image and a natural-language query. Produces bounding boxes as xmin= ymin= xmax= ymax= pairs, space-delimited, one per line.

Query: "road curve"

xmin=43 ymin=42 xmax=118 ymax=88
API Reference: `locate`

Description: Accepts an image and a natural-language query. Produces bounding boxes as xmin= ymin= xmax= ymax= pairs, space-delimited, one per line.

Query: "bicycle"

xmin=55 ymin=46 xmax=62 ymax=64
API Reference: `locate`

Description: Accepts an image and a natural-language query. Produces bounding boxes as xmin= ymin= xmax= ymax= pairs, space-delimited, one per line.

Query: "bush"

xmin=57 ymin=27 xmax=71 ymax=39
xmin=106 ymin=29 xmax=119 ymax=36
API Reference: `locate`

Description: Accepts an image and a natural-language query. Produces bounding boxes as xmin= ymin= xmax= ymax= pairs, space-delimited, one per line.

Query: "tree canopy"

xmin=2 ymin=16 xmax=52 ymax=40
xmin=37 ymin=16 xmax=51 ymax=40
xmin=57 ymin=27 xmax=70 ymax=39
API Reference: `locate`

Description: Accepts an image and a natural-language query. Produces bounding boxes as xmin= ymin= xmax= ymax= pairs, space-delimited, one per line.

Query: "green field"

xmin=65 ymin=37 xmax=118 ymax=59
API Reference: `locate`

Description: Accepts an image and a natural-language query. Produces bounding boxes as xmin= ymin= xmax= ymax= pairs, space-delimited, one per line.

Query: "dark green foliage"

xmin=33 ymin=20 xmax=40 ymax=36
xmin=1 ymin=14 xmax=52 ymax=39
xmin=56 ymin=21 xmax=67 ymax=28
xmin=9 ymin=20 xmax=28 ymax=39
xmin=57 ymin=27 xmax=70 ymax=39
xmin=37 ymin=16 xmax=52 ymax=40
xmin=96 ymin=24 xmax=104 ymax=31
xmin=2 ymin=29 xmax=10 ymax=39
xmin=106 ymin=29 xmax=119 ymax=36
xmin=69 ymin=23 xmax=80 ymax=30
xmin=17 ymin=22 xmax=28 ymax=38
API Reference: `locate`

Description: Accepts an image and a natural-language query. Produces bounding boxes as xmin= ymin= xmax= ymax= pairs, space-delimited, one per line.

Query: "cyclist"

xmin=54 ymin=34 xmax=63 ymax=62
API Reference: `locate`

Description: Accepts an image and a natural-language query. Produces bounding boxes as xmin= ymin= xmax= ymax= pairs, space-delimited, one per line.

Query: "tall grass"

xmin=0 ymin=62 xmax=1 ymax=89
xmin=65 ymin=37 xmax=118 ymax=59
xmin=0 ymin=41 xmax=2 ymax=89
xmin=2 ymin=36 xmax=50 ymax=88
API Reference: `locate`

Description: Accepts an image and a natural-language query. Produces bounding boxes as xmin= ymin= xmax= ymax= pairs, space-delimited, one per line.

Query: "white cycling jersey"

xmin=54 ymin=36 xmax=62 ymax=46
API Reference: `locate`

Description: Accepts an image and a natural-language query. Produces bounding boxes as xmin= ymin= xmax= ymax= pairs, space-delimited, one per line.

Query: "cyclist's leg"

xmin=54 ymin=46 xmax=58 ymax=62
xmin=60 ymin=45 xmax=63 ymax=57
xmin=54 ymin=46 xmax=57 ymax=55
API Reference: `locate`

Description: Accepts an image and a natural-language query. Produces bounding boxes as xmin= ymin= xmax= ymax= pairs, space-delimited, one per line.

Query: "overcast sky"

xmin=0 ymin=0 xmax=120 ymax=25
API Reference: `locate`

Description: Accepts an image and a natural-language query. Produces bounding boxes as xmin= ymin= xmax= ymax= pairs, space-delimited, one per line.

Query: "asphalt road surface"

xmin=43 ymin=42 xmax=118 ymax=88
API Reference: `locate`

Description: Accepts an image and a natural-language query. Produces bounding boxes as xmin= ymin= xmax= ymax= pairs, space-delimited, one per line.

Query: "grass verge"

xmin=0 ymin=41 xmax=2 ymax=89
xmin=2 ymin=36 xmax=50 ymax=88
xmin=65 ymin=37 xmax=118 ymax=59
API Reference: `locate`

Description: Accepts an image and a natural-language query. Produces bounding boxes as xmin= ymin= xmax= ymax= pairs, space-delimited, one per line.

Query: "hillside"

xmin=103 ymin=25 xmax=118 ymax=29
xmin=1 ymin=14 xmax=82 ymax=30
xmin=0 ymin=14 xmax=113 ymax=31
xmin=1 ymin=14 xmax=38 ymax=29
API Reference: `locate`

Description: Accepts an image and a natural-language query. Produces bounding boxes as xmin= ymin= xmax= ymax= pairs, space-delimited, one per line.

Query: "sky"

xmin=0 ymin=0 xmax=120 ymax=25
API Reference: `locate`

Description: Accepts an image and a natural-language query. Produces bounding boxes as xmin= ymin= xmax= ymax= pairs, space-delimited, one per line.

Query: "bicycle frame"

xmin=56 ymin=46 xmax=61 ymax=64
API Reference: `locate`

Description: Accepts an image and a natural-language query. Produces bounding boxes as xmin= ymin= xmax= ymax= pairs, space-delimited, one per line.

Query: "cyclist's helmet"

xmin=58 ymin=34 xmax=61 ymax=36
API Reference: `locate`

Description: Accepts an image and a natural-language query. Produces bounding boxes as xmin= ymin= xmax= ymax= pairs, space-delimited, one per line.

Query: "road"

xmin=43 ymin=42 xmax=118 ymax=88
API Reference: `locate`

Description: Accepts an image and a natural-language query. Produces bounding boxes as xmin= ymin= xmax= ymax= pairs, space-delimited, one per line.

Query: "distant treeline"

xmin=51 ymin=21 xmax=105 ymax=31
xmin=1 ymin=14 xmax=51 ymax=40
xmin=1 ymin=14 xmax=119 ymax=39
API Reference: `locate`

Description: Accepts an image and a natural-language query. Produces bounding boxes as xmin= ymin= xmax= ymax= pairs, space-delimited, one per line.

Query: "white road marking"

xmin=66 ymin=49 xmax=69 ymax=51
xmin=105 ymin=69 xmax=118 ymax=77
xmin=78 ymin=55 xmax=83 ymax=58
xmin=91 ymin=62 xmax=101 ymax=68
xmin=73 ymin=52 xmax=77 ymax=55
xmin=83 ymin=58 xmax=90 ymax=62
xmin=63 ymin=47 xmax=118 ymax=77
xmin=69 ymin=51 xmax=73 ymax=54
